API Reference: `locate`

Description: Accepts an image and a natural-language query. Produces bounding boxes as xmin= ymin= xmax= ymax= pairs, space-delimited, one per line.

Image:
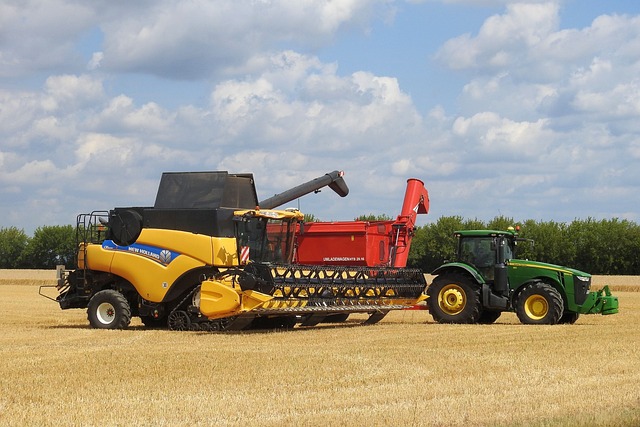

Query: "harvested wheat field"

xmin=0 ymin=270 xmax=639 ymax=427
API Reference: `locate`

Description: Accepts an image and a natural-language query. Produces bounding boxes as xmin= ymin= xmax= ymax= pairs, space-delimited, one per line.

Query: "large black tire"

xmin=515 ymin=282 xmax=563 ymax=325
xmin=87 ymin=290 xmax=132 ymax=329
xmin=477 ymin=310 xmax=502 ymax=324
xmin=558 ymin=312 xmax=580 ymax=324
xmin=427 ymin=273 xmax=481 ymax=324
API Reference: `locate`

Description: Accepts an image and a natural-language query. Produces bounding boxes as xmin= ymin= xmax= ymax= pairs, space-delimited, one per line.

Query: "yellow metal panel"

xmin=84 ymin=244 xmax=115 ymax=272
xmin=110 ymin=251 xmax=205 ymax=302
xmin=135 ymin=229 xmax=214 ymax=264
xmin=199 ymin=279 xmax=241 ymax=318
xmin=212 ymin=237 xmax=239 ymax=267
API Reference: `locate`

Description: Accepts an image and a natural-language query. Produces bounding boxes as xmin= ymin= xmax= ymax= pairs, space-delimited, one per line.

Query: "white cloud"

xmin=0 ymin=1 xmax=95 ymax=76
xmin=436 ymin=2 xmax=560 ymax=72
xmin=97 ymin=0 xmax=388 ymax=78
xmin=2 ymin=1 xmax=640 ymax=232
xmin=43 ymin=74 xmax=105 ymax=111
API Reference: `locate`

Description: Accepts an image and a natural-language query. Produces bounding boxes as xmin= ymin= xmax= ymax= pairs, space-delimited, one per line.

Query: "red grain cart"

xmin=295 ymin=178 xmax=429 ymax=268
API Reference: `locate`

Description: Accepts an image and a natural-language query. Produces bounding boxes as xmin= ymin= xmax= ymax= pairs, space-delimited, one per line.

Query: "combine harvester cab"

xmin=427 ymin=228 xmax=619 ymax=325
xmin=52 ymin=171 xmax=427 ymax=331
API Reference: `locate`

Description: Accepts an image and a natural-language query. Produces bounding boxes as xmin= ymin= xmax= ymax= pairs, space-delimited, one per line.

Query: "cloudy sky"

xmin=2 ymin=0 xmax=639 ymax=234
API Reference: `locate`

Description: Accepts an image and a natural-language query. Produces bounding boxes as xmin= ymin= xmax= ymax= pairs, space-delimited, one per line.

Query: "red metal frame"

xmin=294 ymin=179 xmax=429 ymax=267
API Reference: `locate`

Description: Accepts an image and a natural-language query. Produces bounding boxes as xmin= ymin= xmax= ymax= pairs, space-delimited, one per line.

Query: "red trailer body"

xmin=295 ymin=178 xmax=429 ymax=267
xmin=295 ymin=220 xmax=394 ymax=266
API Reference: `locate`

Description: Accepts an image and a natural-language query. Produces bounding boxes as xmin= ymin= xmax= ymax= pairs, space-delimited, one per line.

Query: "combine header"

xmin=49 ymin=171 xmax=427 ymax=331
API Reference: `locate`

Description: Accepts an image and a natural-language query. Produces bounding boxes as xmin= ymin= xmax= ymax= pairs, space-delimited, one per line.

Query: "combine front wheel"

xmin=87 ymin=290 xmax=132 ymax=329
xmin=427 ymin=274 xmax=481 ymax=324
xmin=515 ymin=282 xmax=563 ymax=325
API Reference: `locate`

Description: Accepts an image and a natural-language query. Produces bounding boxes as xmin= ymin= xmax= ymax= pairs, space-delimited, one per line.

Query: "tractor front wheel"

xmin=87 ymin=290 xmax=132 ymax=329
xmin=477 ymin=310 xmax=502 ymax=324
xmin=558 ymin=312 xmax=580 ymax=324
xmin=515 ymin=282 xmax=563 ymax=325
xmin=427 ymin=273 xmax=481 ymax=324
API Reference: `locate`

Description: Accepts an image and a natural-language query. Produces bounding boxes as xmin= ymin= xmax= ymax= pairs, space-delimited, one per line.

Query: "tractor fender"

xmin=431 ymin=262 xmax=485 ymax=285
xmin=510 ymin=278 xmax=563 ymax=305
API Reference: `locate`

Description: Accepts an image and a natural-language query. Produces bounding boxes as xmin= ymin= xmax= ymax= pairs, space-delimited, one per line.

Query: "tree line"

xmin=2 ymin=216 xmax=639 ymax=274
xmin=407 ymin=216 xmax=640 ymax=275
xmin=0 ymin=226 xmax=76 ymax=269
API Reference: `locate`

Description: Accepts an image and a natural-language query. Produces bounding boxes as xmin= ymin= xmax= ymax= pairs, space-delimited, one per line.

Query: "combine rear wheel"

xmin=427 ymin=273 xmax=481 ymax=324
xmin=87 ymin=290 xmax=132 ymax=329
xmin=515 ymin=282 xmax=563 ymax=325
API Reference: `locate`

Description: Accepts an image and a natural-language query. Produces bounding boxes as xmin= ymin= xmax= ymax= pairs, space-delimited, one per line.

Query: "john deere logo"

xmin=159 ymin=250 xmax=172 ymax=264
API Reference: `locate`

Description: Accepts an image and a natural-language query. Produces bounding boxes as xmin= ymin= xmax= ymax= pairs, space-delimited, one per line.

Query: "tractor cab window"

xmin=501 ymin=238 xmax=514 ymax=261
xmin=459 ymin=237 xmax=494 ymax=268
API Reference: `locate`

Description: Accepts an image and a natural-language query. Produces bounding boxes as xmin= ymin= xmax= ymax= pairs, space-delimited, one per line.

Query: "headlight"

xmin=575 ymin=276 xmax=590 ymax=282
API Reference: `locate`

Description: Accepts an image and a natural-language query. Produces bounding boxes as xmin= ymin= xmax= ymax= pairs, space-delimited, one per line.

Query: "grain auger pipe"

xmin=258 ymin=170 xmax=349 ymax=209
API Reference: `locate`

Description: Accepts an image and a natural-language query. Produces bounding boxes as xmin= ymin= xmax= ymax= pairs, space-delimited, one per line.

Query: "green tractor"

xmin=427 ymin=228 xmax=619 ymax=325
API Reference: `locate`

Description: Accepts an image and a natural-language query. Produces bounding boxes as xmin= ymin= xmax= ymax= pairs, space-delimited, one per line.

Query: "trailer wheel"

xmin=87 ymin=290 xmax=132 ymax=329
xmin=427 ymin=273 xmax=481 ymax=324
xmin=515 ymin=282 xmax=563 ymax=325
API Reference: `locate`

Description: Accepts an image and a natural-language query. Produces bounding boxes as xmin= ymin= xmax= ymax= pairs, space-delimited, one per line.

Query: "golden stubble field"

xmin=1 ymin=270 xmax=639 ymax=427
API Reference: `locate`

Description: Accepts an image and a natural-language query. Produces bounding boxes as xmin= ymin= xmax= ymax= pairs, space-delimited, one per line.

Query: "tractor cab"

xmin=455 ymin=228 xmax=519 ymax=282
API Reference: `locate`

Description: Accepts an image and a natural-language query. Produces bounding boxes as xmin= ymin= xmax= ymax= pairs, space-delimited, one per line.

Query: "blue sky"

xmin=1 ymin=0 xmax=640 ymax=234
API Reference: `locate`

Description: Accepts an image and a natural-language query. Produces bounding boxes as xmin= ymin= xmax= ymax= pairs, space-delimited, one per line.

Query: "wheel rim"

xmin=438 ymin=284 xmax=466 ymax=315
xmin=524 ymin=295 xmax=548 ymax=320
xmin=168 ymin=311 xmax=190 ymax=331
xmin=95 ymin=302 xmax=116 ymax=325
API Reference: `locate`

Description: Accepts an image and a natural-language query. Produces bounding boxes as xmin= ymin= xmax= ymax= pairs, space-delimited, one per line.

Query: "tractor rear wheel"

xmin=87 ymin=290 xmax=132 ymax=329
xmin=427 ymin=273 xmax=481 ymax=324
xmin=515 ymin=282 xmax=563 ymax=325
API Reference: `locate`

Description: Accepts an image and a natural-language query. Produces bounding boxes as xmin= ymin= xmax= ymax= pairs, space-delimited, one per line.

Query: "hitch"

xmin=39 ymin=265 xmax=67 ymax=303
xmin=597 ymin=285 xmax=619 ymax=315
xmin=581 ymin=285 xmax=619 ymax=315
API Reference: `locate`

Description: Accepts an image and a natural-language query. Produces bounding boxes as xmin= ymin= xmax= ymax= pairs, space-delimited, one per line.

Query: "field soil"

xmin=0 ymin=270 xmax=639 ymax=426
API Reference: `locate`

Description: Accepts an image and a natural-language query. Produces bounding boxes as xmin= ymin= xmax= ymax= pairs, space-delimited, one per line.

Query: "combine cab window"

xmin=235 ymin=216 xmax=297 ymax=263
xmin=265 ymin=219 xmax=296 ymax=263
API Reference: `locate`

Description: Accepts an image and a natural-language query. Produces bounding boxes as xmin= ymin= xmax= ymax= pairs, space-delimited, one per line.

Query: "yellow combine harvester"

xmin=51 ymin=171 xmax=427 ymax=330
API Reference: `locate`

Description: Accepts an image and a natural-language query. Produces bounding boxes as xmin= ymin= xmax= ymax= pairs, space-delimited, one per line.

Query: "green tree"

xmin=408 ymin=216 xmax=465 ymax=271
xmin=354 ymin=213 xmax=393 ymax=221
xmin=303 ymin=213 xmax=320 ymax=223
xmin=0 ymin=227 xmax=29 ymax=268
xmin=518 ymin=219 xmax=575 ymax=265
xmin=487 ymin=215 xmax=515 ymax=231
xmin=22 ymin=225 xmax=76 ymax=269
